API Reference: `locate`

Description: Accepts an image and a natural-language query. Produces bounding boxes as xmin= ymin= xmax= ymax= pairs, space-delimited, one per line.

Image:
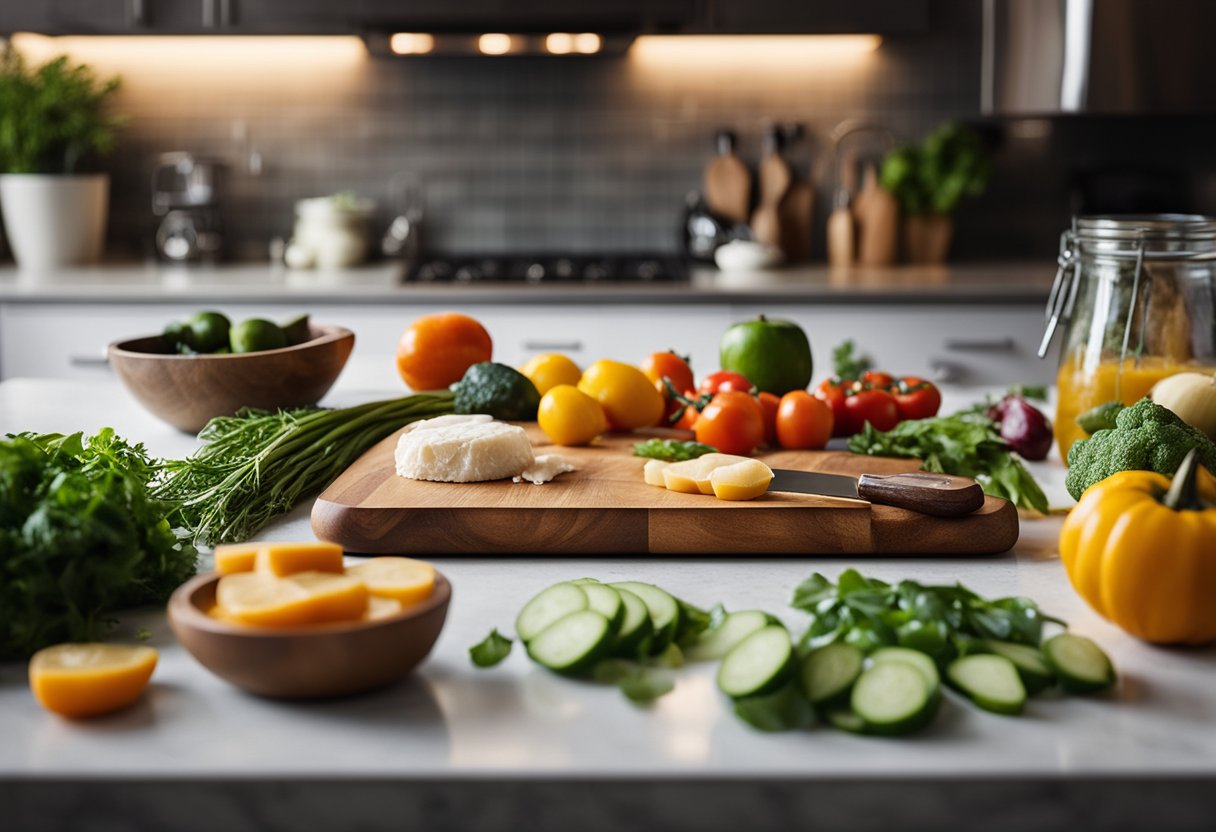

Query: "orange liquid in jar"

xmin=1055 ymin=354 xmax=1216 ymax=458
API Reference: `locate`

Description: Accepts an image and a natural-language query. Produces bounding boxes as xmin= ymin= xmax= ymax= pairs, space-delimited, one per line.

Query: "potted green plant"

xmin=879 ymin=122 xmax=990 ymax=264
xmin=0 ymin=49 xmax=123 ymax=269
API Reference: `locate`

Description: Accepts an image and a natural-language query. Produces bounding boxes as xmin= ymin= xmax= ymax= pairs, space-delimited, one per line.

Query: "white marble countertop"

xmin=0 ymin=262 xmax=1054 ymax=306
xmin=1 ymin=378 xmax=1212 ymax=783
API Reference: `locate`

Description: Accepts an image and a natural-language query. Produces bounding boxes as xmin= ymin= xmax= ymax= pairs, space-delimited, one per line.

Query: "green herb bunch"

xmin=879 ymin=122 xmax=990 ymax=217
xmin=0 ymin=49 xmax=123 ymax=174
xmin=157 ymin=393 xmax=455 ymax=546
xmin=0 ymin=430 xmax=197 ymax=659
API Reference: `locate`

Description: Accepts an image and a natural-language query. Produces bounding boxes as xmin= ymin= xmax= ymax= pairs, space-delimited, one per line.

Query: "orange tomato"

xmin=694 ymin=391 xmax=765 ymax=456
xmin=776 ymin=391 xmax=834 ymax=450
xmin=757 ymin=391 xmax=780 ymax=447
xmin=396 ymin=313 xmax=492 ymax=391
xmin=671 ymin=390 xmax=700 ymax=430
xmin=641 ymin=351 xmax=695 ymax=400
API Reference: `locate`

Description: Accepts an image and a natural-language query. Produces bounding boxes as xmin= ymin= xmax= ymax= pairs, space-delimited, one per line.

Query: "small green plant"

xmin=879 ymin=122 xmax=990 ymax=216
xmin=0 ymin=49 xmax=123 ymax=174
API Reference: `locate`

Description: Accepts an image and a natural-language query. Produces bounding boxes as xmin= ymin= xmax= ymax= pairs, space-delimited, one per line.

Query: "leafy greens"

xmin=0 ymin=429 xmax=197 ymax=659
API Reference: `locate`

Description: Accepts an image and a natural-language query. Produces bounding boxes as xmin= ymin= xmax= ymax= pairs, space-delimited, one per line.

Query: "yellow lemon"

xmin=520 ymin=353 xmax=582 ymax=396
xmin=538 ymin=384 xmax=608 ymax=446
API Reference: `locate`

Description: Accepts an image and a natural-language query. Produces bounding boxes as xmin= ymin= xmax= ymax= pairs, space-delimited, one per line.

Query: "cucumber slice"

xmin=947 ymin=654 xmax=1027 ymax=715
xmin=824 ymin=707 xmax=869 ymax=735
xmin=799 ymin=642 xmax=864 ymax=706
xmin=686 ymin=610 xmax=770 ymax=662
xmin=581 ymin=584 xmax=625 ymax=633
xmin=610 ymin=582 xmax=680 ymax=652
xmin=851 ymin=662 xmax=937 ymax=735
xmin=611 ymin=587 xmax=654 ymax=656
xmin=1042 ymin=633 xmax=1116 ymax=694
xmin=570 ymin=578 xmax=600 ymax=586
xmin=986 ymin=640 xmax=1055 ymax=694
xmin=870 ymin=647 xmax=941 ymax=692
xmin=716 ymin=625 xmax=795 ymax=699
xmin=515 ymin=582 xmax=588 ymax=643
xmin=525 ymin=610 xmax=614 ymax=675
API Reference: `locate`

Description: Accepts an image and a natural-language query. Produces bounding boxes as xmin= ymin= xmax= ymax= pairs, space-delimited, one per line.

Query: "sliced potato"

xmin=643 ymin=458 xmax=672 ymax=487
xmin=345 ymin=557 xmax=436 ymax=606
xmin=710 ymin=459 xmax=774 ymax=501
xmin=662 ymin=453 xmax=751 ymax=495
xmin=216 ymin=570 xmax=369 ymax=627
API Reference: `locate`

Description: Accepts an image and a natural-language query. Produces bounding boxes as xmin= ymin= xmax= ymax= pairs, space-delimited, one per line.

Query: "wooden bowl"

xmin=167 ymin=571 xmax=450 ymax=699
xmin=107 ymin=324 xmax=355 ymax=433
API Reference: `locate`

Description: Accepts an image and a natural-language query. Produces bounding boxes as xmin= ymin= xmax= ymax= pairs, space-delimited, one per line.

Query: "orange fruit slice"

xmin=216 ymin=571 xmax=369 ymax=627
xmin=345 ymin=557 xmax=436 ymax=606
xmin=29 ymin=643 xmax=158 ymax=718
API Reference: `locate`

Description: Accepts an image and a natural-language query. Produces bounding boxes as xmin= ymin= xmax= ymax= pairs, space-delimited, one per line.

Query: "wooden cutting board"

xmin=311 ymin=430 xmax=1018 ymax=556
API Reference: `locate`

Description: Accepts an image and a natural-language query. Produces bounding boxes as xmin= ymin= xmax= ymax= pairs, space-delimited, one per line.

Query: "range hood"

xmin=982 ymin=0 xmax=1216 ymax=115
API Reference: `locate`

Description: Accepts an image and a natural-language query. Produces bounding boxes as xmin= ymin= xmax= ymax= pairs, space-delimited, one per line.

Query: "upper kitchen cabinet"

xmin=695 ymin=0 xmax=928 ymax=34
xmin=0 ymin=0 xmax=357 ymax=35
xmin=354 ymin=1 xmax=694 ymax=34
xmin=2 ymin=0 xmax=925 ymax=36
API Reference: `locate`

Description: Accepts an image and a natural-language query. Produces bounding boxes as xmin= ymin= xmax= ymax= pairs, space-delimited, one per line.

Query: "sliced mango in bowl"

xmin=216 ymin=570 xmax=369 ymax=627
xmin=346 ymin=557 xmax=436 ymax=607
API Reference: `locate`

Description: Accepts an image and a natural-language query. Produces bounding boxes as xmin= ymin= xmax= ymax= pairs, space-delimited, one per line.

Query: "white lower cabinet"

xmin=0 ymin=301 xmax=1052 ymax=389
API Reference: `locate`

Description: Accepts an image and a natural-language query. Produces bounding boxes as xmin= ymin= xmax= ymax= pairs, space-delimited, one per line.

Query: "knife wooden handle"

xmin=856 ymin=472 xmax=985 ymax=518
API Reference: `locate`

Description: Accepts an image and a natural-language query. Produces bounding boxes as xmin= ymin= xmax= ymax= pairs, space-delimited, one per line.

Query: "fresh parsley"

xmin=0 ymin=429 xmax=197 ymax=659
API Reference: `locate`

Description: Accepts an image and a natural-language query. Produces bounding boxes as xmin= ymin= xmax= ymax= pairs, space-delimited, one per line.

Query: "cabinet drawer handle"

xmin=943 ymin=337 xmax=1016 ymax=353
xmin=523 ymin=340 xmax=584 ymax=352
xmin=69 ymin=355 xmax=111 ymax=368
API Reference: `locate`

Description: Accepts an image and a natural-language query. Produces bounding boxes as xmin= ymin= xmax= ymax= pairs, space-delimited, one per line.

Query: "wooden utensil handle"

xmin=857 ymin=472 xmax=985 ymax=518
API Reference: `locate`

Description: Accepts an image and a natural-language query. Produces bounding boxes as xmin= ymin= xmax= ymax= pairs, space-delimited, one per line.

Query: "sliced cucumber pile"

xmin=475 ymin=573 xmax=1120 ymax=737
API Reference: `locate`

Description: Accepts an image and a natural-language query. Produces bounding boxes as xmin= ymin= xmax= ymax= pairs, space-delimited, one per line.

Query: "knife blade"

xmin=768 ymin=469 xmax=986 ymax=518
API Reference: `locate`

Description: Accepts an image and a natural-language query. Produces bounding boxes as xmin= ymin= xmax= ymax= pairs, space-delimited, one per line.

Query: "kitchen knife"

xmin=768 ymin=469 xmax=985 ymax=518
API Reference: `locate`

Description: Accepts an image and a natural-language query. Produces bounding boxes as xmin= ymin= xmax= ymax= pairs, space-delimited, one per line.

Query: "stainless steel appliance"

xmin=152 ymin=152 xmax=224 ymax=262
xmin=405 ymin=254 xmax=687 ymax=284
xmin=982 ymin=0 xmax=1216 ymax=115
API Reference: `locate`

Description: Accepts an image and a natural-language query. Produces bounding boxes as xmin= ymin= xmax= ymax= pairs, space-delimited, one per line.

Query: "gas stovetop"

xmin=405 ymin=254 xmax=688 ymax=284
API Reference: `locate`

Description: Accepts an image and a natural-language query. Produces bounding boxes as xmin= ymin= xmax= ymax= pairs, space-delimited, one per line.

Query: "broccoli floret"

xmin=1065 ymin=398 xmax=1216 ymax=500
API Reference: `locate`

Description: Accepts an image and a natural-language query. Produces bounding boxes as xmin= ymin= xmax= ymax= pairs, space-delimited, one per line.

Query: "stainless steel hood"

xmin=981 ymin=0 xmax=1216 ymax=115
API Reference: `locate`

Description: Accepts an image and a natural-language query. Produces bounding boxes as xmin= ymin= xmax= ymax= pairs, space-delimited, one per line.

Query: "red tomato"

xmin=842 ymin=388 xmax=900 ymax=434
xmin=861 ymin=370 xmax=895 ymax=389
xmin=641 ymin=351 xmax=695 ymax=401
xmin=814 ymin=379 xmax=850 ymax=437
xmin=694 ymin=391 xmax=765 ymax=455
xmin=776 ymin=391 xmax=834 ymax=450
xmin=698 ymin=370 xmax=753 ymax=397
xmin=757 ymin=391 xmax=780 ymax=447
xmin=670 ymin=391 xmax=701 ymax=431
xmin=892 ymin=376 xmax=942 ymax=421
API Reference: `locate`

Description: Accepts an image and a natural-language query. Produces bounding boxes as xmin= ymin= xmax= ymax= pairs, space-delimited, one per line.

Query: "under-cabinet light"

xmin=389 ymin=33 xmax=434 ymax=55
xmin=478 ymin=33 xmax=512 ymax=55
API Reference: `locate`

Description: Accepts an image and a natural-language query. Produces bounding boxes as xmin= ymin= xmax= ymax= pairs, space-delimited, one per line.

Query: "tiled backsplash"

xmin=12 ymin=1 xmax=1216 ymax=263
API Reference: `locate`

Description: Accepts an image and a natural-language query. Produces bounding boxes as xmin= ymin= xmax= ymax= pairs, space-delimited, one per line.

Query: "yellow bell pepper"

xmin=1059 ymin=448 xmax=1216 ymax=645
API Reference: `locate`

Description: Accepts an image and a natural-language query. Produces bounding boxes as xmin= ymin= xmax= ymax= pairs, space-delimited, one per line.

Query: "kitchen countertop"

xmin=2 ymin=379 xmax=1213 ymax=831
xmin=0 ymin=262 xmax=1055 ymax=305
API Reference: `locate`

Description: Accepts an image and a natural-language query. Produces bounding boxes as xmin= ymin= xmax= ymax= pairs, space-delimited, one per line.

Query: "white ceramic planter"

xmin=0 ymin=173 xmax=109 ymax=269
